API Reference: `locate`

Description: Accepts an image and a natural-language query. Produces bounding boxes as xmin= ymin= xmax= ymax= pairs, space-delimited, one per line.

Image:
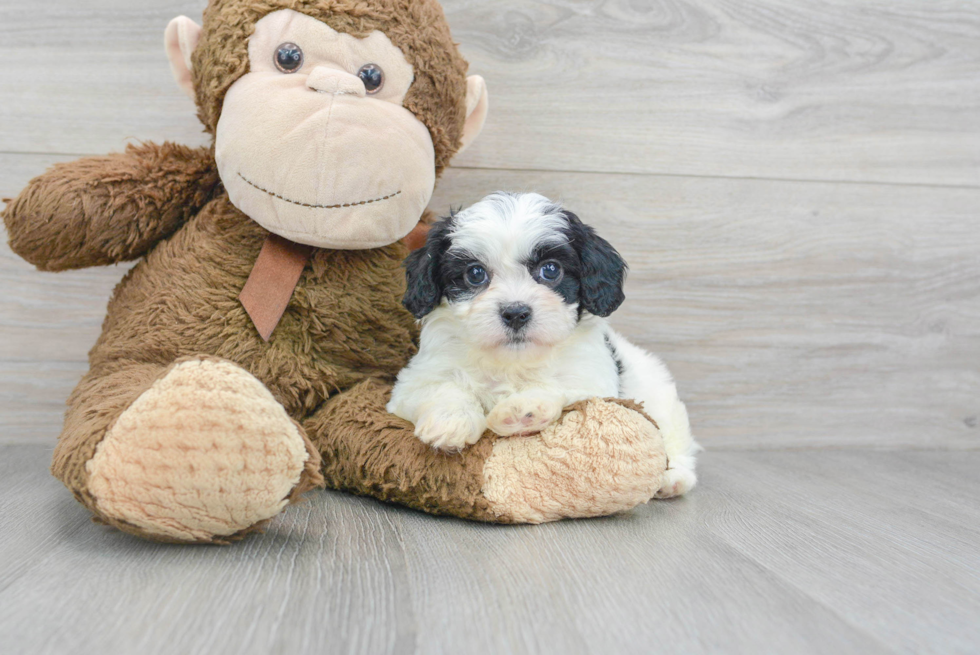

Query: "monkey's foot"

xmin=85 ymin=358 xmax=322 ymax=543
xmin=481 ymin=398 xmax=666 ymax=523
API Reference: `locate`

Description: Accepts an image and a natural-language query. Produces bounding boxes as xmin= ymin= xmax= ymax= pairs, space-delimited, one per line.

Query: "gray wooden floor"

xmin=2 ymin=445 xmax=979 ymax=655
xmin=1 ymin=0 xmax=979 ymax=653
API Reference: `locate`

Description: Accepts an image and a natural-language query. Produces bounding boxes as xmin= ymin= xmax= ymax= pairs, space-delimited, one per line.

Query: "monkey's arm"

xmin=306 ymin=379 xmax=668 ymax=524
xmin=2 ymin=142 xmax=219 ymax=271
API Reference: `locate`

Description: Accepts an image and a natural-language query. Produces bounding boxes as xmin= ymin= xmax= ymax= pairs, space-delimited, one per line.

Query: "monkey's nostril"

xmin=500 ymin=303 xmax=533 ymax=330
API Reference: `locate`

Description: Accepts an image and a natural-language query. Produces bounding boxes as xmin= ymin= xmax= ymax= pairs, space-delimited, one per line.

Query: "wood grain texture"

xmin=3 ymin=156 xmax=978 ymax=448
xmin=0 ymin=0 xmax=209 ymax=153
xmin=0 ymin=0 xmax=977 ymax=185
xmin=448 ymin=0 xmax=980 ymax=186
xmin=2 ymin=445 xmax=978 ymax=654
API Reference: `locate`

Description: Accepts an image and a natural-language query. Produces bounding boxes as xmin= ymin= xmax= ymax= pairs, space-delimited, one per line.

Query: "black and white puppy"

xmin=387 ymin=192 xmax=698 ymax=498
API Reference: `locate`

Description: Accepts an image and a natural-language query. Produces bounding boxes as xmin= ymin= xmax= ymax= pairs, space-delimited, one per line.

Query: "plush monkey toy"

xmin=2 ymin=0 xmax=667 ymax=543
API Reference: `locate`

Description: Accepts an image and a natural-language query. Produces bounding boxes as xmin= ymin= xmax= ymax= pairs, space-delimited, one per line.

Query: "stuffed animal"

xmin=1 ymin=0 xmax=668 ymax=544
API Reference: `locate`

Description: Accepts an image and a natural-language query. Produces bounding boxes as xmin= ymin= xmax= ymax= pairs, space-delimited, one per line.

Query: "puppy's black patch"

xmin=403 ymin=211 xmax=494 ymax=318
xmin=524 ymin=241 xmax=582 ymax=306
xmin=561 ymin=211 xmax=628 ymax=318
xmin=402 ymin=213 xmax=457 ymax=319
xmin=439 ymin=249 xmax=488 ymax=304
xmin=604 ymin=334 xmax=625 ymax=395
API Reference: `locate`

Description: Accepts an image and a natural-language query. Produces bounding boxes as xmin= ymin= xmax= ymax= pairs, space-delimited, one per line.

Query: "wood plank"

xmin=448 ymin=0 xmax=980 ymax=186
xmin=0 ymin=1 xmax=978 ymax=186
xmin=389 ymin=508 xmax=889 ymax=655
xmin=705 ymin=450 xmax=980 ymax=654
xmin=0 ymin=362 xmax=85 ymax=444
xmin=4 ymin=446 xmax=980 ymax=654
xmin=0 ymin=444 xmax=82 ymax=592
xmin=0 ymin=0 xmax=210 ymax=152
xmin=3 ymin=155 xmax=979 ymax=448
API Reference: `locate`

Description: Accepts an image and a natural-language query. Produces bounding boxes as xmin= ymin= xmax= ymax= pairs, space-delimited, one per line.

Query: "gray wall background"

xmin=1 ymin=0 xmax=978 ymax=449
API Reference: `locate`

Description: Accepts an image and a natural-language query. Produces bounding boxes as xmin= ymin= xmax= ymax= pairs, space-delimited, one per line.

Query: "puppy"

xmin=387 ymin=192 xmax=698 ymax=498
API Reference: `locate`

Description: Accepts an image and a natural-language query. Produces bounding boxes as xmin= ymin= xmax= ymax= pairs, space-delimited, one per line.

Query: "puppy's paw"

xmin=414 ymin=405 xmax=487 ymax=452
xmin=654 ymin=466 xmax=697 ymax=499
xmin=487 ymin=394 xmax=563 ymax=437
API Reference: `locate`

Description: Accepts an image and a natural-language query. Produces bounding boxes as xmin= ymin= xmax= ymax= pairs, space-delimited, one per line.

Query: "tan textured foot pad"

xmin=86 ymin=358 xmax=317 ymax=542
xmin=482 ymin=398 xmax=667 ymax=523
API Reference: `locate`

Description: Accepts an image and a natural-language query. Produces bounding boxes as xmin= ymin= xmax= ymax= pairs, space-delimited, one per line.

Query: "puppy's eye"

xmin=357 ymin=64 xmax=385 ymax=94
xmin=465 ymin=264 xmax=489 ymax=287
xmin=537 ymin=261 xmax=563 ymax=283
xmin=274 ymin=43 xmax=304 ymax=73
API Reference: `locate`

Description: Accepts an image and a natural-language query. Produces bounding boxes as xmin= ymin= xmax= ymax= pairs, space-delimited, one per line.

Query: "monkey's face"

xmin=214 ymin=10 xmax=436 ymax=249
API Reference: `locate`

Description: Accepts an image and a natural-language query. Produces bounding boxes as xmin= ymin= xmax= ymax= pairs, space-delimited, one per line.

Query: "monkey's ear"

xmin=457 ymin=76 xmax=489 ymax=155
xmin=165 ymin=16 xmax=202 ymax=100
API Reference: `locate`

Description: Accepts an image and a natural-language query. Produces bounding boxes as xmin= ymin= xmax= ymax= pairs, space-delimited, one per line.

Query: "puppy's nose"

xmin=500 ymin=303 xmax=533 ymax=330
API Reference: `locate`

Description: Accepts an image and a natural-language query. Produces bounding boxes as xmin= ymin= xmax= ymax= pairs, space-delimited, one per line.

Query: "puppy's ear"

xmin=564 ymin=211 xmax=628 ymax=317
xmin=402 ymin=219 xmax=451 ymax=319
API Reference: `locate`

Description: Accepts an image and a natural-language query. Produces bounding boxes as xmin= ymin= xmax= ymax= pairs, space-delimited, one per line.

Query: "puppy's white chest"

xmin=467 ymin=336 xmax=618 ymax=410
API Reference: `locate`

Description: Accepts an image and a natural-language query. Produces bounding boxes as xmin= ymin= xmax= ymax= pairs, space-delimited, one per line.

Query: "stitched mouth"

xmin=238 ymin=173 xmax=401 ymax=209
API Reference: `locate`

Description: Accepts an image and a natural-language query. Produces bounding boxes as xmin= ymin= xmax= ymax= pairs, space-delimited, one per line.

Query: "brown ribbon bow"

xmin=240 ymin=222 xmax=431 ymax=341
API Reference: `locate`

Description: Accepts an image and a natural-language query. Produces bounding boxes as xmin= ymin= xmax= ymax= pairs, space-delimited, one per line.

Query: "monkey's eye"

xmin=274 ymin=43 xmax=304 ymax=73
xmin=465 ymin=264 xmax=489 ymax=287
xmin=537 ymin=261 xmax=563 ymax=284
xmin=357 ymin=64 xmax=385 ymax=94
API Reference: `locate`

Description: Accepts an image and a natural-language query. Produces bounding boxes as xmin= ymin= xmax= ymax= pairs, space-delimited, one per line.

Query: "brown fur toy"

xmin=2 ymin=0 xmax=667 ymax=543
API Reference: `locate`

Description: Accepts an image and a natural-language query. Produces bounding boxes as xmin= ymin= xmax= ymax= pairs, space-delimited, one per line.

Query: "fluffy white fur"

xmin=387 ymin=193 xmax=699 ymax=498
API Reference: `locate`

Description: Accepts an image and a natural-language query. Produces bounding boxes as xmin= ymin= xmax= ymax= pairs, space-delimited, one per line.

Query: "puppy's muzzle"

xmin=500 ymin=303 xmax=533 ymax=331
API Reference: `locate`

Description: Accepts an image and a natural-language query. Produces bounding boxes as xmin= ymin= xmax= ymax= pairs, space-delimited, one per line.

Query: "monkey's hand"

xmin=481 ymin=397 xmax=667 ymax=523
xmin=2 ymin=142 xmax=218 ymax=271
xmin=309 ymin=381 xmax=668 ymax=524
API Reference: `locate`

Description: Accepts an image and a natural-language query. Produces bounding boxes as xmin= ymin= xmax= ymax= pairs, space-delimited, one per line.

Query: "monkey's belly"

xmin=89 ymin=196 xmax=417 ymax=418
